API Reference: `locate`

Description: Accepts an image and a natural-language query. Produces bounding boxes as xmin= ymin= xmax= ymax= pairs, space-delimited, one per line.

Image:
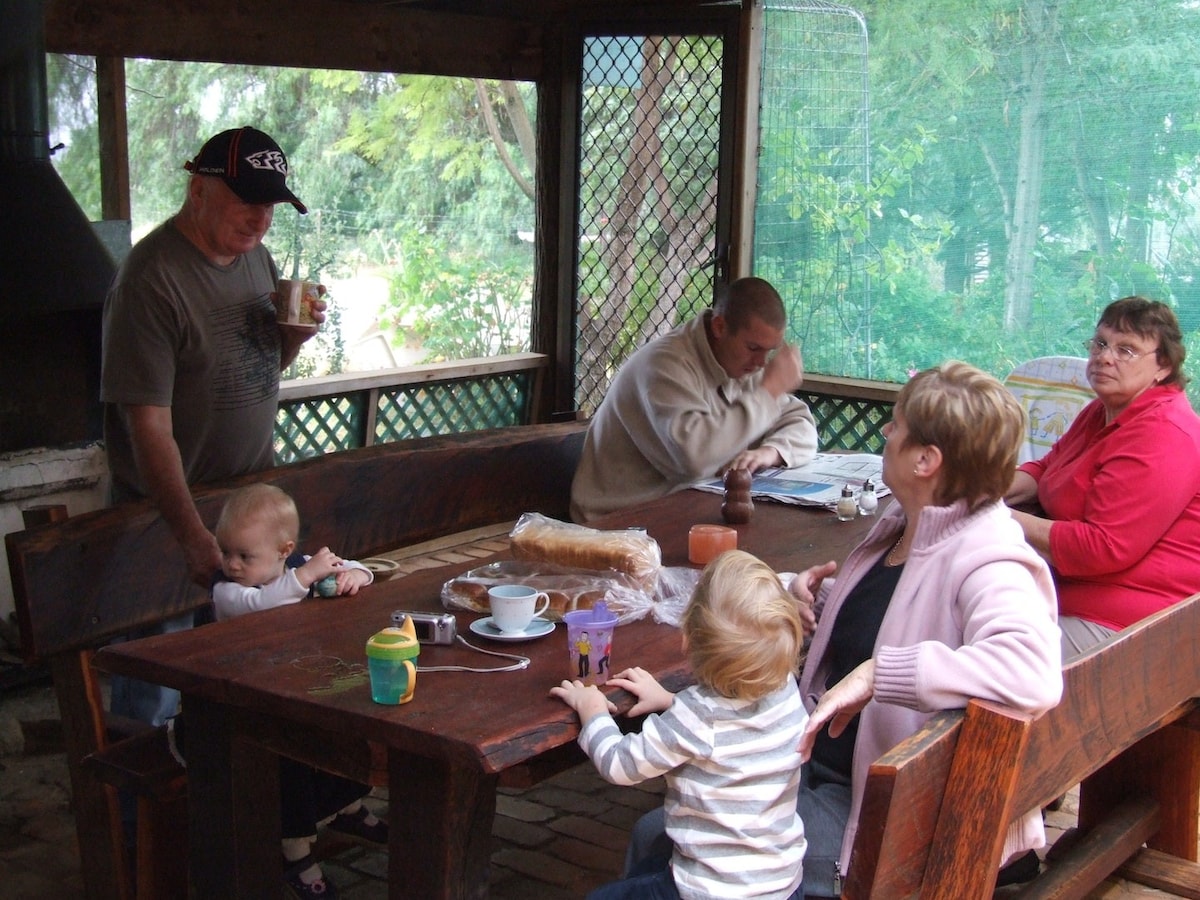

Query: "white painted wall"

xmin=0 ymin=443 xmax=110 ymax=627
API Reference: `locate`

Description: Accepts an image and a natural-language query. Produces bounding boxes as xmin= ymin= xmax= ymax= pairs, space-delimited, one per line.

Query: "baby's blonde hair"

xmin=215 ymin=483 xmax=300 ymax=548
xmin=681 ymin=549 xmax=804 ymax=701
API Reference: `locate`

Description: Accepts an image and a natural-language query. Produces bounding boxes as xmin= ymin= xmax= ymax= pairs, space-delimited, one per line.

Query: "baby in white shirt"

xmin=212 ymin=482 xmax=372 ymax=621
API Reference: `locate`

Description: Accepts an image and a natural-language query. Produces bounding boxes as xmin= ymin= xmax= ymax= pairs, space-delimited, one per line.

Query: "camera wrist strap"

xmin=416 ymin=634 xmax=530 ymax=673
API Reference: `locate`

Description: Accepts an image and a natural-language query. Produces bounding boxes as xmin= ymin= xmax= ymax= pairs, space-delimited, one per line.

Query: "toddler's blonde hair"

xmin=215 ymin=483 xmax=300 ymax=548
xmin=682 ymin=549 xmax=804 ymax=701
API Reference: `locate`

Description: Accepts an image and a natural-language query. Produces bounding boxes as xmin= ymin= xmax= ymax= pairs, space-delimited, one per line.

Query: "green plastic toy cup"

xmin=365 ymin=626 xmax=420 ymax=704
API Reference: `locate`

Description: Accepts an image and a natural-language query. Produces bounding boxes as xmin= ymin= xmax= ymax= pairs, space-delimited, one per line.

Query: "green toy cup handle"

xmin=399 ymin=659 xmax=417 ymax=704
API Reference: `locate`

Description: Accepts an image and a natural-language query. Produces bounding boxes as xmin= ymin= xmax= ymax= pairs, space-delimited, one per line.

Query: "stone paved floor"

xmin=0 ymin=679 xmax=1191 ymax=899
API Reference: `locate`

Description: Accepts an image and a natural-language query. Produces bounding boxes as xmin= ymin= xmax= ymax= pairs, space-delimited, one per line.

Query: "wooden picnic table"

xmin=93 ymin=488 xmax=878 ymax=899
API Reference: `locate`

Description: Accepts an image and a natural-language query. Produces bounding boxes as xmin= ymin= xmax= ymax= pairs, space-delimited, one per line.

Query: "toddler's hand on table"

xmin=607 ymin=666 xmax=674 ymax=717
xmin=550 ymin=679 xmax=616 ymax=723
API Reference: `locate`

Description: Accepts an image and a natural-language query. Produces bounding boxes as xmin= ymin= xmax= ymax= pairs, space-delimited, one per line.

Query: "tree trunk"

xmin=475 ymin=79 xmax=534 ymax=199
xmin=1071 ymin=101 xmax=1112 ymax=257
xmin=577 ymin=37 xmax=670 ymax=409
xmin=1125 ymin=139 xmax=1152 ymax=265
xmin=1003 ymin=0 xmax=1054 ymax=332
xmin=638 ymin=174 xmax=719 ymax=346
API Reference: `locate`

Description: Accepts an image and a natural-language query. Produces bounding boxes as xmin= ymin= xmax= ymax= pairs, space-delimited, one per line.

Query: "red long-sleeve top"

xmin=1019 ymin=385 xmax=1200 ymax=630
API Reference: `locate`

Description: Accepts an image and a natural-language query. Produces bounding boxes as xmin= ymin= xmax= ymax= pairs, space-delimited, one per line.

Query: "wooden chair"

xmin=843 ymin=593 xmax=1200 ymax=899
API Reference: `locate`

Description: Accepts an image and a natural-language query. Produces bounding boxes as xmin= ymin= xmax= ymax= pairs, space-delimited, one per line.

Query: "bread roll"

xmin=544 ymin=590 xmax=573 ymax=618
xmin=573 ymin=589 xmax=605 ymax=612
xmin=440 ymin=558 xmax=651 ymax=623
xmin=443 ymin=578 xmax=490 ymax=613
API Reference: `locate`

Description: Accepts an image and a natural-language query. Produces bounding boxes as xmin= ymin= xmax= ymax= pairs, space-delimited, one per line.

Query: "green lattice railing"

xmin=803 ymin=394 xmax=893 ymax=452
xmin=274 ymin=360 xmax=897 ymax=463
xmin=802 ymin=375 xmax=900 ymax=453
xmin=274 ymin=354 xmax=545 ymax=464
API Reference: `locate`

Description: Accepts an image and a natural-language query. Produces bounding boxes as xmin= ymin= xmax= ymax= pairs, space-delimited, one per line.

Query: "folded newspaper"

xmin=693 ymin=453 xmax=890 ymax=509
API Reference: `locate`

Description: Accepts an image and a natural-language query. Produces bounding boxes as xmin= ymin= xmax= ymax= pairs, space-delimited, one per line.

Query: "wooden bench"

xmin=843 ymin=592 xmax=1200 ymax=900
xmin=5 ymin=421 xmax=586 ymax=900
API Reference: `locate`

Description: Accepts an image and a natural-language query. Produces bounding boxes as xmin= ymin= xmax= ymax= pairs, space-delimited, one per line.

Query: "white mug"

xmin=487 ymin=584 xmax=550 ymax=634
xmin=275 ymin=278 xmax=320 ymax=325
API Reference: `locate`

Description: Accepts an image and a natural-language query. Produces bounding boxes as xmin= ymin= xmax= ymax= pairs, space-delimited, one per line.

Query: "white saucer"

xmin=469 ymin=616 xmax=556 ymax=642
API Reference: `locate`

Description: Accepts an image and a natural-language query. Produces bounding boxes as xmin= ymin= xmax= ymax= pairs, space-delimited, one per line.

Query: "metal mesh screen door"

xmin=573 ymin=32 xmax=729 ymax=415
xmin=754 ymin=3 xmax=874 ymax=377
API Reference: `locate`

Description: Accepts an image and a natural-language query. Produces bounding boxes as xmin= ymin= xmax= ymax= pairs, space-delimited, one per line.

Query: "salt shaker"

xmin=858 ymin=479 xmax=878 ymax=516
xmin=836 ymin=484 xmax=857 ymax=522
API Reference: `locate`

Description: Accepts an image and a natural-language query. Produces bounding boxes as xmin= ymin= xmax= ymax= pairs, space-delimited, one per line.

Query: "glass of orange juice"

xmin=688 ymin=524 xmax=738 ymax=565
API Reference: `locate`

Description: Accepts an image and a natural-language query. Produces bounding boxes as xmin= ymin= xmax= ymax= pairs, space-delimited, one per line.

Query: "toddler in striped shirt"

xmin=551 ymin=549 xmax=808 ymax=900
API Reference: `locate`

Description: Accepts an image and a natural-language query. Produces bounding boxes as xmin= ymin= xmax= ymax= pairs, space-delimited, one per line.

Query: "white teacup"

xmin=488 ymin=584 xmax=550 ymax=634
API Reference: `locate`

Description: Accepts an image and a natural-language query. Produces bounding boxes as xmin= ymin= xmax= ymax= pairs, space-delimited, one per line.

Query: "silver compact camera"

xmin=391 ymin=610 xmax=457 ymax=645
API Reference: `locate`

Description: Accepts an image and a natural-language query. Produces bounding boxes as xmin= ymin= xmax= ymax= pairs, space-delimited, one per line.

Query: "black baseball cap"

xmin=183 ymin=127 xmax=308 ymax=214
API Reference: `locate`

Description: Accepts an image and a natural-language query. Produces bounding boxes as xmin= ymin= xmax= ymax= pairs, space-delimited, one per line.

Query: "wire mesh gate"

xmin=755 ymin=2 xmax=873 ymax=380
xmin=573 ymin=32 xmax=727 ymax=416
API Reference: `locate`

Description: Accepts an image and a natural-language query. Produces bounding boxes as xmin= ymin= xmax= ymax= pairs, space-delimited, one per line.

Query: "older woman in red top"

xmin=1006 ymin=296 xmax=1200 ymax=657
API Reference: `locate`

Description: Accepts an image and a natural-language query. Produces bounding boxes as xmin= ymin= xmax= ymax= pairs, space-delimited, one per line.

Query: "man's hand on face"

xmin=761 ymin=343 xmax=804 ymax=398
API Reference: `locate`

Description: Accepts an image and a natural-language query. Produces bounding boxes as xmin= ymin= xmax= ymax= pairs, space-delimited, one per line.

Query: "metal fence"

xmin=756 ymin=2 xmax=875 ymax=378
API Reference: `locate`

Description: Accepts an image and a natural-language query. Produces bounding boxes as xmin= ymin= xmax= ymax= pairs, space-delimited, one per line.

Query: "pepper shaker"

xmin=722 ymin=468 xmax=754 ymax=524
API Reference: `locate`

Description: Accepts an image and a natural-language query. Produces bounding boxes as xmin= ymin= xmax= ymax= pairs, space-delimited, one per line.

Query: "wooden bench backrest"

xmin=7 ymin=421 xmax=586 ymax=661
xmin=845 ymin=592 xmax=1200 ymax=900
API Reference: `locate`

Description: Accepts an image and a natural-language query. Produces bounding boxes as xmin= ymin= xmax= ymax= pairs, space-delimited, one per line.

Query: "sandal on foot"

xmin=283 ymin=853 xmax=339 ymax=899
xmin=995 ymin=849 xmax=1040 ymax=887
xmin=327 ymin=805 xmax=389 ymax=845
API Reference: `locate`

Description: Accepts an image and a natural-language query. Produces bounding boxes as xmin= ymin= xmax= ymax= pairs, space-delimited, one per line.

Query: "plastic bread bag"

xmin=648 ymin=565 xmax=704 ymax=627
xmin=442 ymin=559 xmax=654 ymax=624
xmin=508 ymin=512 xmax=662 ymax=591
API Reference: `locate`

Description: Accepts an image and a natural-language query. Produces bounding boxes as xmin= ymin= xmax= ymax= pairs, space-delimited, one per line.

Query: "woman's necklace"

xmin=885 ymin=536 xmax=907 ymax=567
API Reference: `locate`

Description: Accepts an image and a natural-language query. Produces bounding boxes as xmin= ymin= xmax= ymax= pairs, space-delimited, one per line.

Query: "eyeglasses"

xmin=1081 ymin=337 xmax=1156 ymax=364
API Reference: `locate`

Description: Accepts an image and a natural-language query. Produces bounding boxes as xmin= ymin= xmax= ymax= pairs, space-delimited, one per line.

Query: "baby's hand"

xmin=298 ymin=546 xmax=343 ymax=587
xmin=606 ymin=666 xmax=674 ymax=717
xmin=333 ymin=567 xmax=371 ymax=596
xmin=550 ymin=679 xmax=616 ymax=724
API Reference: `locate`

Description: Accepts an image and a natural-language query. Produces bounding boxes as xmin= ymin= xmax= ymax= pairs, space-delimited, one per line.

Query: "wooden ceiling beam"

xmin=44 ymin=0 xmax=544 ymax=80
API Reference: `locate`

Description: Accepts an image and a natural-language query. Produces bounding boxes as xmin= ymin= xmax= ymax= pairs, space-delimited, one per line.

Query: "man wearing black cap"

xmin=100 ymin=126 xmax=322 ymax=726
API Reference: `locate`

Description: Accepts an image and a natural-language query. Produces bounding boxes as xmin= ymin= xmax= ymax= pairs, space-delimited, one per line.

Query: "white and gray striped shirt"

xmin=579 ymin=676 xmax=807 ymax=900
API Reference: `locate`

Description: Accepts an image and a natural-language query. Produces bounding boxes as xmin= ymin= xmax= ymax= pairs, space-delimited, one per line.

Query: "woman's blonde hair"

xmin=682 ymin=549 xmax=804 ymax=701
xmin=215 ymin=483 xmax=300 ymax=547
xmin=896 ymin=360 xmax=1025 ymax=510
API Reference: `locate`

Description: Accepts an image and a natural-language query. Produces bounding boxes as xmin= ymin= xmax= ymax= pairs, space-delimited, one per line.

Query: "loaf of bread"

xmin=508 ymin=513 xmax=661 ymax=590
xmin=440 ymin=560 xmax=648 ymax=623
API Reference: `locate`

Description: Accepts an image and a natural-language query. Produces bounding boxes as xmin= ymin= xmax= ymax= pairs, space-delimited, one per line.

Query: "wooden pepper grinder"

xmin=722 ymin=468 xmax=754 ymax=524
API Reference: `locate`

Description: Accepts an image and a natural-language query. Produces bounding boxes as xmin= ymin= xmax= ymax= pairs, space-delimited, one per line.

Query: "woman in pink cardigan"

xmin=791 ymin=361 xmax=1063 ymax=896
xmin=624 ymin=362 xmax=1063 ymax=897
xmin=1006 ymin=297 xmax=1200 ymax=658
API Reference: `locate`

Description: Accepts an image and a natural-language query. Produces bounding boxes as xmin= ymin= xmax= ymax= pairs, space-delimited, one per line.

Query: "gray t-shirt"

xmin=101 ymin=219 xmax=281 ymax=499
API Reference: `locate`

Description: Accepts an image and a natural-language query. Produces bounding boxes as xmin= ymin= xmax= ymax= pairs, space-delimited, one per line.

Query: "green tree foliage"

xmin=384 ymin=228 xmax=532 ymax=361
xmin=763 ymin=0 xmax=1200 ymax=405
